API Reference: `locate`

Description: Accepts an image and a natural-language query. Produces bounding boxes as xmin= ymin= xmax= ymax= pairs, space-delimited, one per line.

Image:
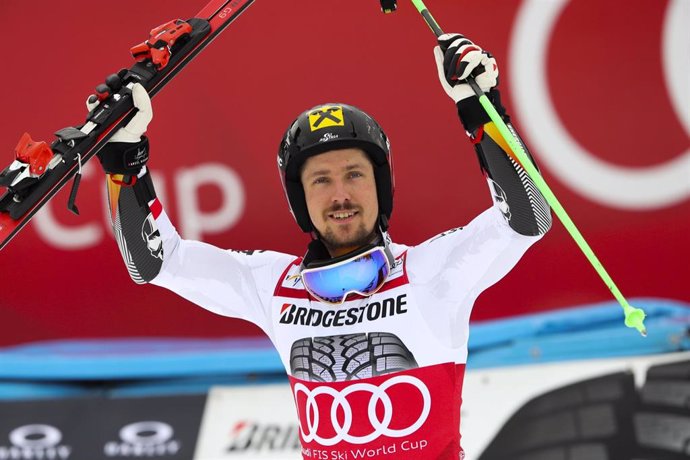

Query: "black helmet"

xmin=277 ymin=103 xmax=394 ymax=233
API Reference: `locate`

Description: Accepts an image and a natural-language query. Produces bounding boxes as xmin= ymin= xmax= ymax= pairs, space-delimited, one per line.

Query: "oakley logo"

xmin=293 ymin=375 xmax=431 ymax=446
xmin=104 ymin=421 xmax=179 ymax=457
xmin=120 ymin=421 xmax=173 ymax=445
xmin=279 ymin=294 xmax=407 ymax=327
xmin=1 ymin=425 xmax=71 ymax=459
xmin=9 ymin=425 xmax=62 ymax=449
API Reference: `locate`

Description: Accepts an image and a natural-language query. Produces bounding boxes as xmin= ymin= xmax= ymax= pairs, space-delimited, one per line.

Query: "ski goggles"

xmin=300 ymin=246 xmax=393 ymax=304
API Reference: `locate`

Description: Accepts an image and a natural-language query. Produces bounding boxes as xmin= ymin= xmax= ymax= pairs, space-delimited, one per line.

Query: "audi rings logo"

xmin=293 ymin=375 xmax=431 ymax=446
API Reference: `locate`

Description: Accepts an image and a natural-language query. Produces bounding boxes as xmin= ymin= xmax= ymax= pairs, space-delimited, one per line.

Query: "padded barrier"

xmin=0 ymin=298 xmax=687 ymax=399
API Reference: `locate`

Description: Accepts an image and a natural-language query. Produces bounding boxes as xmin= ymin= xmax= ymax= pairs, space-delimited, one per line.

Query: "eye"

xmin=348 ymin=171 xmax=363 ymax=179
xmin=312 ymin=176 xmax=329 ymax=185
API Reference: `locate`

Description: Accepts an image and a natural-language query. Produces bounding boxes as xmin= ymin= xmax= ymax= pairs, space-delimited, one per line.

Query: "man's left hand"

xmin=434 ymin=33 xmax=499 ymax=103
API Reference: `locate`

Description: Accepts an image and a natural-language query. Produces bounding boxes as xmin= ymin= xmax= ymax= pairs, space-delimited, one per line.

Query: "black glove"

xmin=97 ymin=136 xmax=150 ymax=175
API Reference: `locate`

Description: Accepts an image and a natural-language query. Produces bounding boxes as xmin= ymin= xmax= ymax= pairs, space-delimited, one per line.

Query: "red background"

xmin=0 ymin=0 xmax=687 ymax=346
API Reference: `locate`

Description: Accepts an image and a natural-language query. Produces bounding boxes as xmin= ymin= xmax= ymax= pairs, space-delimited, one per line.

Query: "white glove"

xmin=86 ymin=82 xmax=153 ymax=143
xmin=434 ymin=33 xmax=499 ymax=103
xmin=87 ymin=81 xmax=153 ymax=175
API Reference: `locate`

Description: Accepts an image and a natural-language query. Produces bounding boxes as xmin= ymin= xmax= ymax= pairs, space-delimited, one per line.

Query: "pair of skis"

xmin=0 ymin=0 xmax=254 ymax=251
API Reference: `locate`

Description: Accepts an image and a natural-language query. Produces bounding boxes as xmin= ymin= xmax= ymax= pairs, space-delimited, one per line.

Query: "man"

xmin=94 ymin=34 xmax=551 ymax=459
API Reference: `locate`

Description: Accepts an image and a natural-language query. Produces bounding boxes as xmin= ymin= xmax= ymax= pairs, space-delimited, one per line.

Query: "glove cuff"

xmin=97 ymin=136 xmax=149 ymax=175
xmin=456 ymin=89 xmax=510 ymax=133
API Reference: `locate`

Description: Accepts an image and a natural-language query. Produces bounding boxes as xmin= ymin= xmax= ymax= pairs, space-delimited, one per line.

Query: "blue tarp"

xmin=468 ymin=297 xmax=690 ymax=367
xmin=0 ymin=297 xmax=687 ymax=399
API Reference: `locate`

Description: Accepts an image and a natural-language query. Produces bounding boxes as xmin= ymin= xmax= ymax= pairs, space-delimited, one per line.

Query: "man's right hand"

xmin=87 ymin=81 xmax=153 ymax=175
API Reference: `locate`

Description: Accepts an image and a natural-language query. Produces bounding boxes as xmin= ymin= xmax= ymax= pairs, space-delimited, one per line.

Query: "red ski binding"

xmin=0 ymin=133 xmax=58 ymax=194
xmin=15 ymin=133 xmax=55 ymax=177
xmin=130 ymin=19 xmax=193 ymax=69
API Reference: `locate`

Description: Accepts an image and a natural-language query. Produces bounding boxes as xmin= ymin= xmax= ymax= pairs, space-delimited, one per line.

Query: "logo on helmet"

xmin=318 ymin=132 xmax=339 ymax=143
xmin=309 ymin=106 xmax=344 ymax=131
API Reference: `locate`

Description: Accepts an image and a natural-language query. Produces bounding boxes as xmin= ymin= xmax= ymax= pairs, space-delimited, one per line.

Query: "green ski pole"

xmin=397 ymin=0 xmax=647 ymax=335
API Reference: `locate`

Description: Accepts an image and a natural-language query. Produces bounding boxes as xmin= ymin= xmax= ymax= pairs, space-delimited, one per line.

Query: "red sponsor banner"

xmin=0 ymin=0 xmax=687 ymax=345
xmin=289 ymin=363 xmax=464 ymax=460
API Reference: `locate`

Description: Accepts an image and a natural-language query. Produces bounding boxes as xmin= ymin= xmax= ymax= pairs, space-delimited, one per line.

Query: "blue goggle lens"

xmin=301 ymin=247 xmax=391 ymax=304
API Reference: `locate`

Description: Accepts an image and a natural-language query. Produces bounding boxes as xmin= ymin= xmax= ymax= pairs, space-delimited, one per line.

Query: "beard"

xmin=319 ymin=223 xmax=377 ymax=253
xmin=314 ymin=202 xmax=379 ymax=255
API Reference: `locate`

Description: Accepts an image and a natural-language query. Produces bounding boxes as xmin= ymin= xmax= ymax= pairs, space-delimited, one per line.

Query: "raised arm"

xmin=86 ymin=83 xmax=163 ymax=283
xmin=90 ymin=82 xmax=293 ymax=326
xmin=434 ymin=33 xmax=552 ymax=237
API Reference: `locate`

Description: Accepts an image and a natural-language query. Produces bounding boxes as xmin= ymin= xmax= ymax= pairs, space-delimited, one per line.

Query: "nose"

xmin=331 ymin=178 xmax=352 ymax=205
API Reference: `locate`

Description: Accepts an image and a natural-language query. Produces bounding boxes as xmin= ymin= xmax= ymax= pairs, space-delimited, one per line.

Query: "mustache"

xmin=326 ymin=203 xmax=359 ymax=213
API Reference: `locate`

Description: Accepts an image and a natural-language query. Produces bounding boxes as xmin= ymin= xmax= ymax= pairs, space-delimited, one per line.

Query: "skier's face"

xmin=301 ymin=148 xmax=379 ymax=257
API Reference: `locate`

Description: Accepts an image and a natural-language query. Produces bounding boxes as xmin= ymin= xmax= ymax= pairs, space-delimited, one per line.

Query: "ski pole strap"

xmin=456 ymin=89 xmax=508 ymax=133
